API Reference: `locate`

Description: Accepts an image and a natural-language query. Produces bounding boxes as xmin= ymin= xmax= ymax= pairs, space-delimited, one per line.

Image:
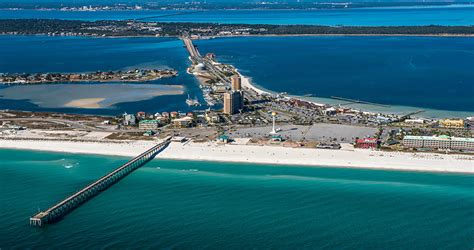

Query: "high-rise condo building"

xmin=223 ymin=91 xmax=244 ymax=115
xmin=231 ymin=75 xmax=242 ymax=91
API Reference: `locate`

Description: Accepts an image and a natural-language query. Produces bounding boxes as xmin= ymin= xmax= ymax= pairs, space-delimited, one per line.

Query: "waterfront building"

xmin=355 ymin=138 xmax=379 ymax=149
xmin=323 ymin=107 xmax=337 ymax=116
xmin=122 ymin=113 xmax=136 ymax=126
xmin=138 ymin=120 xmax=159 ymax=130
xmin=231 ymin=75 xmax=242 ymax=91
xmin=170 ymin=111 xmax=179 ymax=118
xmin=155 ymin=116 xmax=168 ymax=124
xmin=136 ymin=111 xmax=146 ymax=120
xmin=439 ymin=119 xmax=465 ymax=128
xmin=403 ymin=135 xmax=474 ymax=151
xmin=205 ymin=111 xmax=221 ymax=124
xmin=172 ymin=116 xmax=193 ymax=128
xmin=205 ymin=53 xmax=216 ymax=60
xmin=223 ymin=91 xmax=244 ymax=115
xmin=404 ymin=119 xmax=425 ymax=124
xmin=466 ymin=117 xmax=474 ymax=129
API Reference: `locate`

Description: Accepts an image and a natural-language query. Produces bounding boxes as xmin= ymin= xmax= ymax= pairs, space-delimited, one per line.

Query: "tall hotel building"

xmin=231 ymin=75 xmax=242 ymax=91
xmin=224 ymin=91 xmax=244 ymax=115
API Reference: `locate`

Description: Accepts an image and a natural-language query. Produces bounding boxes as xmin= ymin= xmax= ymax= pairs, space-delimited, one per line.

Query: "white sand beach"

xmin=0 ymin=139 xmax=472 ymax=174
xmin=237 ymin=70 xmax=271 ymax=96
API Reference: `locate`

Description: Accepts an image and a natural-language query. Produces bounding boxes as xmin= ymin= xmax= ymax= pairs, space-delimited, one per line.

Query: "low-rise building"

xmin=172 ymin=116 xmax=193 ymax=128
xmin=138 ymin=120 xmax=159 ymax=130
xmin=355 ymin=138 xmax=379 ymax=149
xmin=403 ymin=135 xmax=474 ymax=151
xmin=270 ymin=134 xmax=283 ymax=142
xmin=439 ymin=119 xmax=464 ymax=129
xmin=136 ymin=111 xmax=146 ymax=120
xmin=404 ymin=119 xmax=425 ymax=125
xmin=122 ymin=113 xmax=136 ymax=126
xmin=205 ymin=112 xmax=221 ymax=124
xmin=466 ymin=117 xmax=474 ymax=129
xmin=170 ymin=111 xmax=179 ymax=119
xmin=217 ymin=134 xmax=230 ymax=144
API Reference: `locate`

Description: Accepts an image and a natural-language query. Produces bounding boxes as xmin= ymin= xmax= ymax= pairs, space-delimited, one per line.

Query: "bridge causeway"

xmin=29 ymin=139 xmax=171 ymax=227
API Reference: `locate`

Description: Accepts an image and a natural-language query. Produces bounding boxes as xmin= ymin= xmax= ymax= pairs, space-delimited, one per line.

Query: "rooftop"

xmin=404 ymin=135 xmax=474 ymax=143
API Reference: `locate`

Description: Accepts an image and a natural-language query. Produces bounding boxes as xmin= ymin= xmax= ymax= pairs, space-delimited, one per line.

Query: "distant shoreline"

xmin=225 ymin=33 xmax=474 ymax=38
xmin=2 ymin=33 xmax=474 ymax=39
xmin=2 ymin=19 xmax=474 ymax=39
xmin=0 ymin=3 xmax=472 ymax=11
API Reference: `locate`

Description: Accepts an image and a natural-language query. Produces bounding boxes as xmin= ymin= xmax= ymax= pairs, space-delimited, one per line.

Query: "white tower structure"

xmin=270 ymin=111 xmax=277 ymax=134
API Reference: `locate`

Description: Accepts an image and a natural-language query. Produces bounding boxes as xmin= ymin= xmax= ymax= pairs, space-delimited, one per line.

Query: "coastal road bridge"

xmin=181 ymin=37 xmax=230 ymax=84
xmin=182 ymin=37 xmax=201 ymax=58
xmin=29 ymin=138 xmax=171 ymax=227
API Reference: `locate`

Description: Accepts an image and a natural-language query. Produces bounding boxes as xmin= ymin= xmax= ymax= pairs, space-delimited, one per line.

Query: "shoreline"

xmin=0 ymin=139 xmax=472 ymax=174
xmin=235 ymin=66 xmax=473 ymax=119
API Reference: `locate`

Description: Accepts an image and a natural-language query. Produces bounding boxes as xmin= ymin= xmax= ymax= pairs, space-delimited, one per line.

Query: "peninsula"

xmin=0 ymin=68 xmax=178 ymax=85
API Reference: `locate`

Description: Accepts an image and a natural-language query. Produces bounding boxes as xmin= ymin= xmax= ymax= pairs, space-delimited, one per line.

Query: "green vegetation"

xmin=0 ymin=19 xmax=473 ymax=38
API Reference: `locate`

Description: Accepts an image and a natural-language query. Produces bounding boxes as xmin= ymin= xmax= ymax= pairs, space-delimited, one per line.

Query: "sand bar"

xmin=0 ymin=84 xmax=184 ymax=109
xmin=64 ymin=98 xmax=106 ymax=109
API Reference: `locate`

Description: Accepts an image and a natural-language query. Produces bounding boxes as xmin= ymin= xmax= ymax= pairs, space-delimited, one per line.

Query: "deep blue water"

xmin=196 ymin=36 xmax=474 ymax=113
xmin=1 ymin=149 xmax=473 ymax=248
xmin=0 ymin=35 xmax=202 ymax=115
xmin=1 ymin=6 xmax=474 ymax=26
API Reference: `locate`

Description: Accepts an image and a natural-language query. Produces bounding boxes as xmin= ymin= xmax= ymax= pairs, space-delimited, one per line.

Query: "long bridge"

xmin=182 ymin=37 xmax=230 ymax=84
xmin=29 ymin=138 xmax=171 ymax=227
xmin=183 ymin=37 xmax=201 ymax=58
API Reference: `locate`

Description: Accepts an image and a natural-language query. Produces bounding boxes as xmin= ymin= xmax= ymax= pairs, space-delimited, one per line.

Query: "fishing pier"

xmin=30 ymin=139 xmax=171 ymax=227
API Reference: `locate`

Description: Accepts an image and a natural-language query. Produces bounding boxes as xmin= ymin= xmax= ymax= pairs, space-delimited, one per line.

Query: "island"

xmin=0 ymin=68 xmax=178 ymax=85
xmin=0 ymin=19 xmax=473 ymax=38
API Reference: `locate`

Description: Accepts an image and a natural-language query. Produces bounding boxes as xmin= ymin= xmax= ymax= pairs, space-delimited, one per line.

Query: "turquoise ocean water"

xmin=1 ymin=6 xmax=474 ymax=26
xmin=1 ymin=149 xmax=473 ymax=248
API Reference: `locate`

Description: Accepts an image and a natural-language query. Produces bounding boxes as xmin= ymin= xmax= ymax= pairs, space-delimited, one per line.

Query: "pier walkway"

xmin=29 ymin=138 xmax=171 ymax=227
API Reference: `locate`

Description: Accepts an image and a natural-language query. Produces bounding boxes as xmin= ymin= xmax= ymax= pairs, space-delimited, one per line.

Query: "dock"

xmin=29 ymin=139 xmax=171 ymax=227
xmin=330 ymin=96 xmax=391 ymax=108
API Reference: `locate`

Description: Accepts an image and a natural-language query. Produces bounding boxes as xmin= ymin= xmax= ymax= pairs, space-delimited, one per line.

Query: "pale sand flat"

xmin=64 ymin=98 xmax=106 ymax=109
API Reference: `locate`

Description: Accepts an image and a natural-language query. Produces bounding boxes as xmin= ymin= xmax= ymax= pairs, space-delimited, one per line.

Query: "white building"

xmin=403 ymin=135 xmax=474 ymax=151
xmin=138 ymin=120 xmax=159 ymax=130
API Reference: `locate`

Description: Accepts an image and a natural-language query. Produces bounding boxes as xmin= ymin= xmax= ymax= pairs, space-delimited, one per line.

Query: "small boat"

xmin=186 ymin=94 xmax=201 ymax=106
